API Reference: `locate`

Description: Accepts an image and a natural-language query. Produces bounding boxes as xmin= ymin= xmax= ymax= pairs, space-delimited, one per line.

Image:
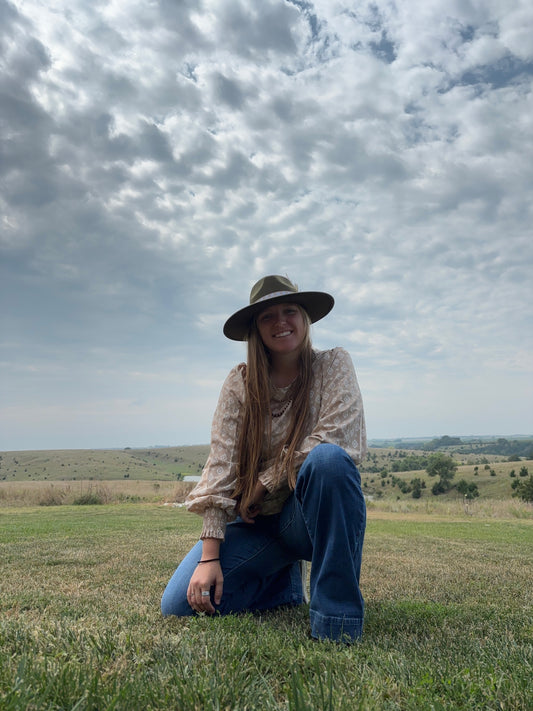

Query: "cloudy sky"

xmin=1 ymin=0 xmax=532 ymax=451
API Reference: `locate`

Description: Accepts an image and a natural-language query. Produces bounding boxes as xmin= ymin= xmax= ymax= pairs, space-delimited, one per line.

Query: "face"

xmin=255 ymin=302 xmax=307 ymax=356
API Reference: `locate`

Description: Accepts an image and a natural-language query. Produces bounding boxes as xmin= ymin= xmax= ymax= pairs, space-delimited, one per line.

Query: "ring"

xmin=201 ymin=590 xmax=210 ymax=597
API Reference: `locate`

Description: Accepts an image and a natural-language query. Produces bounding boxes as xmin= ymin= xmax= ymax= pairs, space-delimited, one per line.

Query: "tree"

xmin=456 ymin=479 xmax=480 ymax=499
xmin=426 ymin=453 xmax=457 ymax=495
xmin=426 ymin=435 xmax=462 ymax=450
xmin=410 ymin=477 xmax=425 ymax=499
xmin=512 ymin=475 xmax=533 ymax=502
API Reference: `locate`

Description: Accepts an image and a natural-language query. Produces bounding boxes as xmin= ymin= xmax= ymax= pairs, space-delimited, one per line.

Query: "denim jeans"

xmin=161 ymin=443 xmax=366 ymax=642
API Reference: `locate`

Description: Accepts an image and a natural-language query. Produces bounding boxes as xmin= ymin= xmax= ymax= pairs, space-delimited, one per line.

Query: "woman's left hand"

xmin=239 ymin=480 xmax=267 ymax=523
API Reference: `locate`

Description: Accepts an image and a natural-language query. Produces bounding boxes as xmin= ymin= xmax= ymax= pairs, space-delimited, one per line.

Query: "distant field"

xmin=1 ymin=445 xmax=530 ymax=506
xmin=0 ymin=445 xmax=210 ymax=482
xmin=0 ymin=445 xmax=518 ymax=483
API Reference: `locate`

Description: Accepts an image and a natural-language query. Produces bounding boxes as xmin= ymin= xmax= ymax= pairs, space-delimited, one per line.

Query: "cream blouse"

xmin=185 ymin=347 xmax=367 ymax=540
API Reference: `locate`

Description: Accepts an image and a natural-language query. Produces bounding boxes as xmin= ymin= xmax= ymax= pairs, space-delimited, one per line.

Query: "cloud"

xmin=1 ymin=0 xmax=532 ymax=449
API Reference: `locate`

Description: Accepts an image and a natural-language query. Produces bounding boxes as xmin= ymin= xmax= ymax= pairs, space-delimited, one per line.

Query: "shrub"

xmin=427 ymin=453 xmax=457 ymax=495
xmin=72 ymin=484 xmax=110 ymax=506
xmin=456 ymin=479 xmax=480 ymax=499
xmin=432 ymin=479 xmax=449 ymax=495
xmin=39 ymin=487 xmax=66 ymax=507
xmin=73 ymin=493 xmax=104 ymax=505
xmin=512 ymin=475 xmax=533 ymax=502
xmin=410 ymin=477 xmax=425 ymax=499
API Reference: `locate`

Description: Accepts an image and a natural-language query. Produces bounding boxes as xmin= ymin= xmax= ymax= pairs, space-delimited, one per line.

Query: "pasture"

xmin=1 ymin=445 xmax=531 ymax=507
xmin=1 ymin=499 xmax=532 ymax=709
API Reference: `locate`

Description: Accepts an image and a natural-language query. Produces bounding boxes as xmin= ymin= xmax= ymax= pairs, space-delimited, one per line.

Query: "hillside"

xmin=1 ymin=444 xmax=531 ymax=504
xmin=0 ymin=446 xmax=210 ymax=483
xmin=361 ymin=455 xmax=532 ymax=502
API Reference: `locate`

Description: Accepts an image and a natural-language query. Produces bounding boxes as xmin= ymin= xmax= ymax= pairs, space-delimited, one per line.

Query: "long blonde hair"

xmin=232 ymin=306 xmax=313 ymax=513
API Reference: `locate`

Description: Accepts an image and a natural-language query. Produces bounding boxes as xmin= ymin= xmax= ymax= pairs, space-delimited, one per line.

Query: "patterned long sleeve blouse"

xmin=185 ymin=347 xmax=367 ymax=540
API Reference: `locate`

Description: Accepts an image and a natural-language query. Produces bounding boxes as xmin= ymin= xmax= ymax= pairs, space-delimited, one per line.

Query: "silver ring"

xmin=201 ymin=590 xmax=210 ymax=597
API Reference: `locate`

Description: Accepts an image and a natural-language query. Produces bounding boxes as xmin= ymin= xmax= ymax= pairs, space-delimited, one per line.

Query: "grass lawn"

xmin=0 ymin=503 xmax=532 ymax=710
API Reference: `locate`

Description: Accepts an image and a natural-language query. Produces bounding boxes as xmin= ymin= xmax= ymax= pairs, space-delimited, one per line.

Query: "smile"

xmin=273 ymin=331 xmax=292 ymax=338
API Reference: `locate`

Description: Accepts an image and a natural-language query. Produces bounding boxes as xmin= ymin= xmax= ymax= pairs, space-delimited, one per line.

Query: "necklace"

xmin=271 ymin=399 xmax=292 ymax=418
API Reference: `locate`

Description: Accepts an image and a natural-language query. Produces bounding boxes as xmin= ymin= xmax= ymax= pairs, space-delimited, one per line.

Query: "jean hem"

xmin=309 ymin=609 xmax=364 ymax=643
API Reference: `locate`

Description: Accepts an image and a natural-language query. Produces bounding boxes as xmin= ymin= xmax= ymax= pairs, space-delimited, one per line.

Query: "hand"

xmin=239 ymin=480 xmax=267 ymax=524
xmin=187 ymin=561 xmax=224 ymax=614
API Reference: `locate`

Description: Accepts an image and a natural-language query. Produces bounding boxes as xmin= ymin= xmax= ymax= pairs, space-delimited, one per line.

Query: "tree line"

xmin=374 ymin=435 xmax=533 ymax=458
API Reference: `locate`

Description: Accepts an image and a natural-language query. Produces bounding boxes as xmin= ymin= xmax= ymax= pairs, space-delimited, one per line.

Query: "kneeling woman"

xmin=161 ymin=275 xmax=367 ymax=643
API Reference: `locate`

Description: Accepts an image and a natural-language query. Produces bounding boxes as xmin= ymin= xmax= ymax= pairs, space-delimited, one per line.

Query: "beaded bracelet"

xmin=197 ymin=558 xmax=220 ymax=564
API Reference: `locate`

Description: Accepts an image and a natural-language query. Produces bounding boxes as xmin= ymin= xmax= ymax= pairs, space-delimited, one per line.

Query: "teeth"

xmin=274 ymin=331 xmax=291 ymax=338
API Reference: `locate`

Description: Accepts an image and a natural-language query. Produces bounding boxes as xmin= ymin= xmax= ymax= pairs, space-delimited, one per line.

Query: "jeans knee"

xmin=307 ymin=443 xmax=350 ymax=468
xmin=161 ymin=593 xmax=171 ymax=617
xmin=161 ymin=596 xmax=190 ymax=618
xmin=161 ymin=582 xmax=192 ymax=617
xmin=298 ymin=443 xmax=364 ymax=501
xmin=305 ymin=443 xmax=356 ymax=481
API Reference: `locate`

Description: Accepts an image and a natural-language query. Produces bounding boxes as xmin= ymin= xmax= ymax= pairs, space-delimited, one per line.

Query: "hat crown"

xmin=250 ymin=275 xmax=298 ymax=305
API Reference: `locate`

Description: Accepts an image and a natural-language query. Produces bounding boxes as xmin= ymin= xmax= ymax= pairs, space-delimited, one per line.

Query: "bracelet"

xmin=197 ymin=558 xmax=220 ymax=564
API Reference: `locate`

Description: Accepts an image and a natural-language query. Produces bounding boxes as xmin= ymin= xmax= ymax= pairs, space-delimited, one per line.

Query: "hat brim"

xmin=223 ymin=291 xmax=334 ymax=341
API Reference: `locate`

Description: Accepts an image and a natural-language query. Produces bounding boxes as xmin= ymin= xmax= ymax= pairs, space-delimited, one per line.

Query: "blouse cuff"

xmin=200 ymin=507 xmax=228 ymax=541
xmin=258 ymin=466 xmax=278 ymax=493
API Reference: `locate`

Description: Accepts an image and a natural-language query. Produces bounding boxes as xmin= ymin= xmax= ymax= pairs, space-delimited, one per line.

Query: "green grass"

xmin=1 ymin=504 xmax=532 ymax=710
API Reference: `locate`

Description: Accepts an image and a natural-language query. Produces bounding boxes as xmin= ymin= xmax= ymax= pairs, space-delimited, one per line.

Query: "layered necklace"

xmin=271 ymin=399 xmax=292 ymax=418
xmin=270 ymin=374 xmax=299 ymax=419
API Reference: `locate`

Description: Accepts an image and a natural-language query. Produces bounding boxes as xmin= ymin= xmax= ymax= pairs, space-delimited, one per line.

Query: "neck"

xmin=270 ymin=351 xmax=300 ymax=387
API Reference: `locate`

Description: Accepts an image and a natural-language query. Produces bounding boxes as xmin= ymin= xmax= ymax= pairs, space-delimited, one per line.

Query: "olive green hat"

xmin=223 ymin=275 xmax=334 ymax=341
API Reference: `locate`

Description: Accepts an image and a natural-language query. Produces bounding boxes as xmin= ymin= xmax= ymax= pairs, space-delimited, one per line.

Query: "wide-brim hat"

xmin=223 ymin=275 xmax=334 ymax=341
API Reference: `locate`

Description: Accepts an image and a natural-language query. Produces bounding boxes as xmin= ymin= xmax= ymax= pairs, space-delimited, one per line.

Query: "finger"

xmin=188 ymin=592 xmax=200 ymax=612
xmin=198 ymin=588 xmax=214 ymax=614
xmin=204 ymin=598 xmax=215 ymax=614
xmin=242 ymin=506 xmax=259 ymax=523
xmin=187 ymin=587 xmax=207 ymax=613
xmin=214 ymin=576 xmax=224 ymax=605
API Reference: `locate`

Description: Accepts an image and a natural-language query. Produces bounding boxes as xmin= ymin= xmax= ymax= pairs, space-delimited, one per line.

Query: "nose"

xmin=274 ymin=308 xmax=287 ymax=325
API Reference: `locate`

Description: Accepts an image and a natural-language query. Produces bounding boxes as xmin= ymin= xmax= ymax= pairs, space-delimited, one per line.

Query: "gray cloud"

xmin=1 ymin=0 xmax=532 ymax=449
xmin=216 ymin=0 xmax=301 ymax=57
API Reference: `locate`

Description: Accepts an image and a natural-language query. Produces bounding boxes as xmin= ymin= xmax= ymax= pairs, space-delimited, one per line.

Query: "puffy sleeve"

xmin=259 ymin=347 xmax=367 ymax=492
xmin=185 ymin=364 xmax=245 ymax=540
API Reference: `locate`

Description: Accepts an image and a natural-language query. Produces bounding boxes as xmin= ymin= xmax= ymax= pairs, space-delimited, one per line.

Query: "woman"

xmin=161 ymin=275 xmax=367 ymax=643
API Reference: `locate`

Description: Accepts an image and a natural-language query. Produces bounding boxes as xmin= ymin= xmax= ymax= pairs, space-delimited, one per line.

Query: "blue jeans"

xmin=161 ymin=443 xmax=366 ymax=642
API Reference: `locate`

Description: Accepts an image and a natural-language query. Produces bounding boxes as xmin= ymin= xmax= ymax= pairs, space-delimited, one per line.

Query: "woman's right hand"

xmin=239 ymin=480 xmax=267 ymax=523
xmin=187 ymin=561 xmax=224 ymax=614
